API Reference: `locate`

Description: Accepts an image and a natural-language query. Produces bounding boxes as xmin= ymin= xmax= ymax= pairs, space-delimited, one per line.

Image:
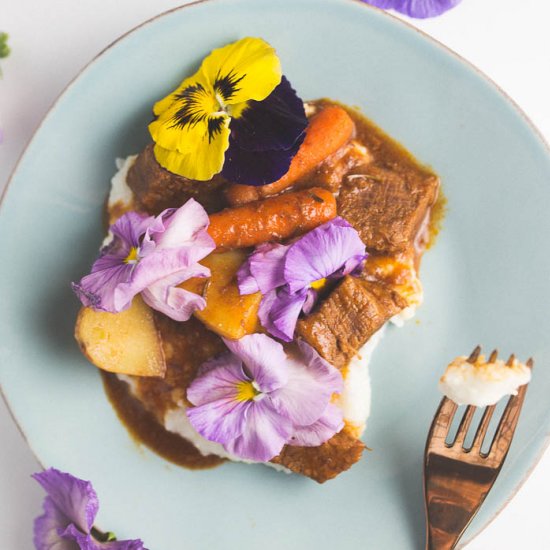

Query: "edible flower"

xmin=149 ymin=37 xmax=307 ymax=186
xmin=186 ymin=333 xmax=344 ymax=462
xmin=33 ymin=468 xmax=147 ymax=549
xmin=238 ymin=217 xmax=367 ymax=341
xmin=72 ymin=199 xmax=215 ymax=321
xmin=363 ymin=0 xmax=462 ymax=18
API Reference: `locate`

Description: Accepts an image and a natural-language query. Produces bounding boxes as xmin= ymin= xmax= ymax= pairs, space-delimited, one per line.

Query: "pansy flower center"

xmin=171 ymin=71 xmax=247 ymax=142
xmin=171 ymin=84 xmax=230 ymax=143
xmin=310 ymin=277 xmax=327 ymax=291
xmin=236 ymin=380 xmax=262 ymax=402
xmin=123 ymin=246 xmax=140 ymax=265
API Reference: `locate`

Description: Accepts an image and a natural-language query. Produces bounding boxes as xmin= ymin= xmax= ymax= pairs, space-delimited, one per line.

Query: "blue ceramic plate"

xmin=1 ymin=1 xmax=549 ymax=548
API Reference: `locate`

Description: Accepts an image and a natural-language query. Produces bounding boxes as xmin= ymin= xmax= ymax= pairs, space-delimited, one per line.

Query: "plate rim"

xmin=1 ymin=0 xmax=549 ymax=546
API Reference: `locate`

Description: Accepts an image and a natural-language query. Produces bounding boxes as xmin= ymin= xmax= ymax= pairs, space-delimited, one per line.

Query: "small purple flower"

xmin=33 ymin=468 xmax=146 ymax=550
xmin=364 ymin=0 xmax=462 ymax=19
xmin=186 ymin=333 xmax=344 ymax=462
xmin=238 ymin=217 xmax=367 ymax=341
xmin=72 ymin=199 xmax=215 ymax=321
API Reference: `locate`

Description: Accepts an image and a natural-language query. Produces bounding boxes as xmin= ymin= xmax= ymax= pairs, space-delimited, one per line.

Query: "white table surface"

xmin=1 ymin=1 xmax=549 ymax=548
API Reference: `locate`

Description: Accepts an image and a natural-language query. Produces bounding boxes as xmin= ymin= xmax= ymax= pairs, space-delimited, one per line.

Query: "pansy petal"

xmin=33 ymin=469 xmax=98 ymax=533
xmin=89 ymin=249 xmax=131 ymax=275
xmin=239 ymin=242 xmax=289 ymax=295
xmin=33 ymin=496 xmax=75 ymax=550
xmin=287 ymin=403 xmax=344 ymax=447
xmin=149 ymin=80 xmax=221 ymax=154
xmin=152 ymin=67 xmax=211 ymax=118
xmin=331 ymin=254 xmax=367 ymax=279
xmin=258 ymin=288 xmax=307 ymax=342
xmin=302 ymin=288 xmax=317 ymax=315
xmin=224 ymin=400 xmax=292 ymax=462
xmin=114 ymin=247 xmax=209 ymax=312
xmin=269 ymin=342 xmax=343 ymax=426
xmin=99 ymin=538 xmax=147 ymax=550
xmin=202 ymin=37 xmax=282 ymax=105
xmin=99 ymin=538 xmax=148 ymax=550
xmin=187 ymin=354 xmax=248 ymax=406
xmin=58 ymin=524 xmax=96 ymax=550
xmin=187 ymin=398 xmax=251 ymax=444
xmin=328 ymin=216 xmax=353 ymax=230
xmin=72 ymin=262 xmax=134 ymax=312
xmin=229 ymin=76 xmax=307 ymax=152
xmin=365 ymin=0 xmax=461 ymax=18
xmin=151 ymin=199 xmax=214 ymax=251
xmin=236 ymin=259 xmax=259 ymax=295
xmin=296 ymin=339 xmax=345 ymax=394
xmin=151 ymin=115 xmax=230 ymax=181
xmin=221 ymin=134 xmax=301 ymax=186
xmin=60 ymin=524 xmax=146 ymax=550
xmin=109 ymin=211 xmax=152 ymax=250
xmin=223 ymin=333 xmax=288 ymax=392
xmin=141 ymin=265 xmax=209 ymax=322
xmin=284 ymin=218 xmax=366 ymax=294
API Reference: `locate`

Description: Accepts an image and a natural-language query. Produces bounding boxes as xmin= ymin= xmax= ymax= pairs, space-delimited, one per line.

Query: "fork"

xmin=423 ymin=347 xmax=533 ymax=550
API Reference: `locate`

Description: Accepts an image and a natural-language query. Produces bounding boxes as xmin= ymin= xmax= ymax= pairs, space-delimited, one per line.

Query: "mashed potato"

xmin=439 ymin=354 xmax=531 ymax=406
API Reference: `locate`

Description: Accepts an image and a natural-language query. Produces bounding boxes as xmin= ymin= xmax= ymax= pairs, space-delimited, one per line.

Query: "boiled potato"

xmin=180 ymin=250 xmax=262 ymax=340
xmin=75 ymin=295 xmax=166 ymax=377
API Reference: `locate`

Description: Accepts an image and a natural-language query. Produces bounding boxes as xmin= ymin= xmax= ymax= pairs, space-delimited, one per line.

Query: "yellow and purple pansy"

xmin=148 ymin=37 xmax=308 ymax=186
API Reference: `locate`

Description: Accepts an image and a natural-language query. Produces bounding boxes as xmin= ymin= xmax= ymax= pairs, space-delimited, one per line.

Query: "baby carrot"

xmin=225 ymin=106 xmax=355 ymax=206
xmin=208 ymin=187 xmax=336 ymax=250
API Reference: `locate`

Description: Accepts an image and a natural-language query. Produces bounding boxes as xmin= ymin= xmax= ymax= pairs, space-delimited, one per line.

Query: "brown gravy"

xmin=101 ymin=372 xmax=225 ymax=469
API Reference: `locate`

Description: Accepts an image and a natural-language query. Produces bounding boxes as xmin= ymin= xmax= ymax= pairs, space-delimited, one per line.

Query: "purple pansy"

xmin=221 ymin=76 xmax=307 ymax=186
xmin=186 ymin=333 xmax=344 ymax=462
xmin=33 ymin=468 xmax=146 ymax=550
xmin=364 ymin=0 xmax=462 ymax=18
xmin=238 ymin=217 xmax=367 ymax=341
xmin=72 ymin=199 xmax=215 ymax=321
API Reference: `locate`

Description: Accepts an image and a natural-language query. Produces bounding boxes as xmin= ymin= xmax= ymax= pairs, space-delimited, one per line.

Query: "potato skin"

xmin=75 ymin=296 xmax=166 ymax=377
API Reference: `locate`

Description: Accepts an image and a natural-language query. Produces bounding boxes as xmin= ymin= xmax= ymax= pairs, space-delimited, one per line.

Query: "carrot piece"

xmin=208 ymin=187 xmax=337 ymax=250
xmin=225 ymin=106 xmax=355 ymax=206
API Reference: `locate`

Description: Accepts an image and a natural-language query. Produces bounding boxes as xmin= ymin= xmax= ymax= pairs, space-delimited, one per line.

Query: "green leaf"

xmin=0 ymin=32 xmax=11 ymax=59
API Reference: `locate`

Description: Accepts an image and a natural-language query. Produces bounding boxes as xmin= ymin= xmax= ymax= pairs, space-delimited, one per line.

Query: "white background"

xmin=1 ymin=1 xmax=549 ymax=548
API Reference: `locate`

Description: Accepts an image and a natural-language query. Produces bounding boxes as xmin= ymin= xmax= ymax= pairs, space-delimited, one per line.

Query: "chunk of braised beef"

xmin=127 ymin=144 xmax=228 ymax=215
xmin=271 ymin=426 xmax=365 ymax=483
xmin=337 ymin=165 xmax=439 ymax=255
xmin=296 ymin=276 xmax=407 ymax=370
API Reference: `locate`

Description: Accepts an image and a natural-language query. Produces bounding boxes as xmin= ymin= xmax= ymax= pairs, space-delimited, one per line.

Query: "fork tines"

xmin=428 ymin=347 xmax=533 ymax=464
